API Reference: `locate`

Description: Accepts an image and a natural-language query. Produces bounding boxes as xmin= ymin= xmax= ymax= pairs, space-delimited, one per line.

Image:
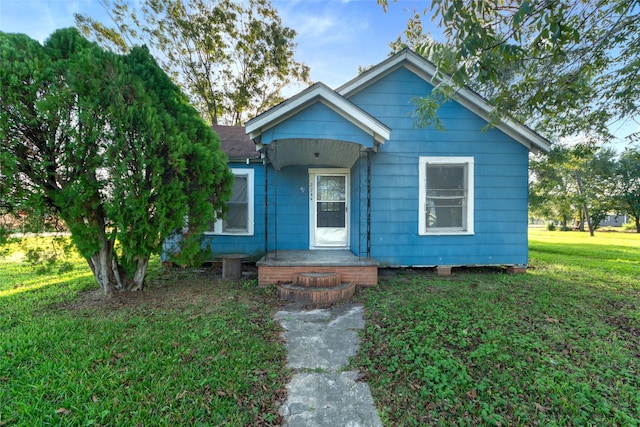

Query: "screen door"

xmin=309 ymin=170 xmax=349 ymax=248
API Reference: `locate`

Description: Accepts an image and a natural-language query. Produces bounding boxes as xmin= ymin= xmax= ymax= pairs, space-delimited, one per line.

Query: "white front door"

xmin=309 ymin=169 xmax=349 ymax=249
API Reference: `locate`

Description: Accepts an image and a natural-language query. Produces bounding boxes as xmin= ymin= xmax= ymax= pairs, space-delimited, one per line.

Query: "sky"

xmin=0 ymin=0 xmax=441 ymax=91
xmin=0 ymin=0 xmax=637 ymax=148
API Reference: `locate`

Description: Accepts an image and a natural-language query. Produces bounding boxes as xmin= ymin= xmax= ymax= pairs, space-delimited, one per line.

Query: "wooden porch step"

xmin=277 ymin=282 xmax=356 ymax=306
xmin=293 ymin=272 xmax=342 ymax=287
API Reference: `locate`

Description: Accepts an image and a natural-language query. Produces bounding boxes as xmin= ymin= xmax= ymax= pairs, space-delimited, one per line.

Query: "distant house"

xmin=599 ymin=214 xmax=630 ymax=227
xmin=192 ymin=49 xmax=550 ymax=294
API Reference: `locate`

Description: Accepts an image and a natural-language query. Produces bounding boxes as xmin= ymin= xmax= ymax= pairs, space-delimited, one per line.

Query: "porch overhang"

xmin=245 ymin=83 xmax=391 ymax=169
xmin=259 ymin=138 xmax=366 ymax=169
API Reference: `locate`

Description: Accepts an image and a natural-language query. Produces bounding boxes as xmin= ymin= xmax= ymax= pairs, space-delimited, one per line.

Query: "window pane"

xmin=317 ymin=202 xmax=345 ymax=227
xmin=425 ymin=164 xmax=466 ymax=230
xmin=210 ymin=170 xmax=253 ymax=235
xmin=427 ymin=165 xmax=464 ymax=189
xmin=426 ymin=199 xmax=463 ymax=228
xmin=317 ymin=176 xmax=345 ymax=201
xmin=223 ymin=175 xmax=248 ymax=231
xmin=230 ymin=176 xmax=247 ymax=202
xmin=224 ymin=203 xmax=248 ymax=231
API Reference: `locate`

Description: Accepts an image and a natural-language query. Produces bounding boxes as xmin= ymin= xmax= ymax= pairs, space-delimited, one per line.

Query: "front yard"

xmin=0 ymin=238 xmax=288 ymax=426
xmin=353 ymin=228 xmax=640 ymax=426
xmin=1 ymin=229 xmax=639 ymax=425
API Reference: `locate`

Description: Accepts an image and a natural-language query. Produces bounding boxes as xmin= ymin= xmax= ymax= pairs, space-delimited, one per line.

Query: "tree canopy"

xmin=615 ymin=148 xmax=640 ymax=232
xmin=75 ymin=0 xmax=310 ymax=125
xmin=0 ymin=28 xmax=233 ymax=294
xmin=529 ymin=145 xmax=640 ymax=232
xmin=381 ymin=0 xmax=640 ymax=145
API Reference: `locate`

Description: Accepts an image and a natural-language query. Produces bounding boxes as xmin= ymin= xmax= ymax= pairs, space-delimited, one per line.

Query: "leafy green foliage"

xmin=75 ymin=0 xmax=310 ymax=125
xmin=529 ymin=145 xmax=618 ymax=229
xmin=0 ymin=237 xmax=92 ymax=300
xmin=614 ymin=148 xmax=640 ymax=232
xmin=380 ymin=0 xmax=640 ymax=144
xmin=354 ymin=228 xmax=640 ymax=426
xmin=21 ymin=236 xmax=75 ymax=274
xmin=0 ymin=29 xmax=233 ymax=293
xmin=0 ymin=237 xmax=287 ymax=425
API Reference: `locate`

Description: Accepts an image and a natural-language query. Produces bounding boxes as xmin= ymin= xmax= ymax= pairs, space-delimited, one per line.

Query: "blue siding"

xmin=350 ymin=157 xmax=371 ymax=257
xmin=200 ymin=163 xmax=270 ymax=258
xmin=348 ymin=67 xmax=530 ymax=266
xmin=201 ymin=65 xmax=532 ymax=267
xmin=270 ymin=166 xmax=310 ymax=250
xmin=202 ymin=164 xmax=311 ymax=256
xmin=260 ymin=102 xmax=375 ymax=148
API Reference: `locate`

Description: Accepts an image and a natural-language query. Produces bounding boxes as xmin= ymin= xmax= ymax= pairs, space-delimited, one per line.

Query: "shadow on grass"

xmin=1 ymin=266 xmax=289 ymax=426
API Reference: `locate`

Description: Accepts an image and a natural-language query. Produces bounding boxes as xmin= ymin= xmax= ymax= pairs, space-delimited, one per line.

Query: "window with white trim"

xmin=211 ymin=168 xmax=254 ymax=235
xmin=419 ymin=157 xmax=474 ymax=235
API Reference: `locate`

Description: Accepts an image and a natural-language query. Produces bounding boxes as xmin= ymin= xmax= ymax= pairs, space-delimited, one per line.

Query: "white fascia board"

xmin=451 ymin=88 xmax=551 ymax=153
xmin=337 ymin=50 xmax=439 ymax=96
xmin=246 ymin=85 xmax=323 ymax=138
xmin=338 ymin=49 xmax=551 ymax=154
xmin=316 ymin=99 xmax=390 ymax=144
xmin=316 ymin=88 xmax=391 ymax=142
xmin=245 ymin=83 xmax=324 ymax=136
xmin=245 ymin=83 xmax=390 ymax=143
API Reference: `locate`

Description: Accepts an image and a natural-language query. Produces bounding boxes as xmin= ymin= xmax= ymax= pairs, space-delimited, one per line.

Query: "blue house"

xmin=203 ymin=49 xmax=550 ymax=296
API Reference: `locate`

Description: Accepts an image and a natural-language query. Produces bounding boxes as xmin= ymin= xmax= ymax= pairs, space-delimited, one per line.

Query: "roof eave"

xmin=245 ymin=83 xmax=391 ymax=143
xmin=453 ymin=90 xmax=551 ymax=153
xmin=337 ymin=49 xmax=551 ymax=154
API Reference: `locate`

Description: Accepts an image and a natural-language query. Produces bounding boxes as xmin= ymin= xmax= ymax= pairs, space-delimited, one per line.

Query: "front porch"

xmin=256 ymin=250 xmax=378 ymax=287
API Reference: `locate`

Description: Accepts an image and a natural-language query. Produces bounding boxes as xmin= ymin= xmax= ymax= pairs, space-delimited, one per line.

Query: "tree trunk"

xmin=87 ymin=238 xmax=124 ymax=296
xmin=636 ymin=217 xmax=640 ymax=233
xmin=87 ymin=239 xmax=149 ymax=295
xmin=130 ymin=256 xmax=149 ymax=291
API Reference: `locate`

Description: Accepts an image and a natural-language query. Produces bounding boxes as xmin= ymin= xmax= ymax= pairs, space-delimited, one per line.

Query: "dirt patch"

xmin=605 ymin=314 xmax=640 ymax=338
xmin=603 ymin=313 xmax=640 ymax=358
xmin=56 ymin=264 xmax=271 ymax=313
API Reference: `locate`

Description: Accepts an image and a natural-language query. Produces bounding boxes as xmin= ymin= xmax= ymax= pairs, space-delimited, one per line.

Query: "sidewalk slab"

xmin=274 ymin=303 xmax=382 ymax=427
xmin=280 ymin=371 xmax=382 ymax=427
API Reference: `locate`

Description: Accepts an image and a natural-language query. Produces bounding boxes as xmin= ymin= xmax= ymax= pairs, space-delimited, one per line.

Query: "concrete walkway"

xmin=274 ymin=304 xmax=382 ymax=427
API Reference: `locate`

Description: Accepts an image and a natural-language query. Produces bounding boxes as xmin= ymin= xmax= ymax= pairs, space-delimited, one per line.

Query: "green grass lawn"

xmin=2 ymin=231 xmax=639 ymax=426
xmin=353 ymin=228 xmax=640 ymax=426
xmin=0 ymin=237 xmax=288 ymax=426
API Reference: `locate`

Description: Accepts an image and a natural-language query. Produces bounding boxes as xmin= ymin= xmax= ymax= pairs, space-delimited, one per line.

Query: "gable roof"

xmin=212 ymin=124 xmax=259 ymax=160
xmin=245 ymin=82 xmax=391 ymax=145
xmin=337 ymin=49 xmax=550 ymax=153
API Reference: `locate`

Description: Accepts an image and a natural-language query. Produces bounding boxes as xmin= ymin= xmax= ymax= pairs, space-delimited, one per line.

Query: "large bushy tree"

xmin=529 ymin=145 xmax=617 ymax=230
xmin=0 ymin=28 xmax=233 ymax=294
xmin=75 ymin=0 xmax=310 ymax=125
xmin=529 ymin=147 xmax=579 ymax=227
xmin=380 ymin=0 xmax=640 ymax=144
xmin=614 ymin=148 xmax=640 ymax=232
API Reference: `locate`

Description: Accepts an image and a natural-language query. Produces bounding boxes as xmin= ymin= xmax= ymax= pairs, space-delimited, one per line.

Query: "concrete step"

xmin=277 ymin=282 xmax=356 ymax=306
xmin=293 ymin=272 xmax=341 ymax=288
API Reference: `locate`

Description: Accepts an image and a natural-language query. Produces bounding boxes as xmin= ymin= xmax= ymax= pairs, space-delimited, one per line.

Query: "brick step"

xmin=258 ymin=264 xmax=378 ymax=288
xmin=293 ymin=272 xmax=341 ymax=288
xmin=277 ymin=282 xmax=356 ymax=306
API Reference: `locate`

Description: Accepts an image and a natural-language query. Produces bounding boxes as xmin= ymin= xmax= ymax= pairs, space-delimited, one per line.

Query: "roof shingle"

xmin=212 ymin=124 xmax=259 ymax=159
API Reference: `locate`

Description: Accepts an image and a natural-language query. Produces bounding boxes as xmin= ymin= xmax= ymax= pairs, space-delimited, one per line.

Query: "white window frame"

xmin=418 ymin=156 xmax=474 ymax=236
xmin=209 ymin=168 xmax=254 ymax=236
